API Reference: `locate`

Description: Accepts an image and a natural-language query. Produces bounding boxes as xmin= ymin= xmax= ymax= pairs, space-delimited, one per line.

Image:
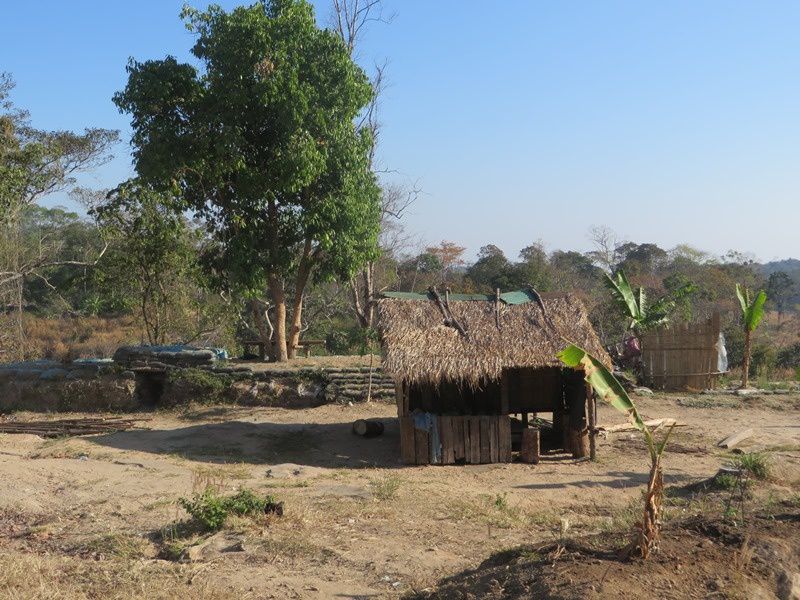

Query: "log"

xmin=718 ymin=428 xmax=754 ymax=450
xmin=520 ymin=428 xmax=540 ymax=464
xmin=598 ymin=418 xmax=681 ymax=433
xmin=352 ymin=419 xmax=384 ymax=438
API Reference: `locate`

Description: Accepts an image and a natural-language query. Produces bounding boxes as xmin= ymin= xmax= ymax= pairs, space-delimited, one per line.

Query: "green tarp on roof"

xmin=380 ymin=289 xmax=537 ymax=305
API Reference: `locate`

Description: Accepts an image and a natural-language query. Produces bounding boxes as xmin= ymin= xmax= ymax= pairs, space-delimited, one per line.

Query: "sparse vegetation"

xmin=713 ymin=472 xmax=739 ymax=491
xmin=370 ymin=474 xmax=401 ymax=500
xmin=178 ymin=488 xmax=281 ymax=532
xmin=734 ymin=452 xmax=771 ymax=480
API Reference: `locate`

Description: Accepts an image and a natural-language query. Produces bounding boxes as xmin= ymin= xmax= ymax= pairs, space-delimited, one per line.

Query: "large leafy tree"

xmin=735 ymin=283 xmax=767 ymax=389
xmin=114 ymin=1 xmax=381 ymax=360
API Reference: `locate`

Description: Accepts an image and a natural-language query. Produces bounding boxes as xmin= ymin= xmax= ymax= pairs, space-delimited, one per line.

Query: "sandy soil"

xmin=1 ymin=391 xmax=799 ymax=599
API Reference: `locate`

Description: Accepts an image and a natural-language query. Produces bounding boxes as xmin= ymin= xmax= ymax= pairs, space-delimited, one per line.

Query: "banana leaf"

xmin=558 ymin=344 xmax=656 ymax=460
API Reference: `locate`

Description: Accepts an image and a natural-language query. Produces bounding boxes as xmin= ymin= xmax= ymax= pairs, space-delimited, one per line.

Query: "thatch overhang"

xmin=376 ymin=289 xmax=610 ymax=387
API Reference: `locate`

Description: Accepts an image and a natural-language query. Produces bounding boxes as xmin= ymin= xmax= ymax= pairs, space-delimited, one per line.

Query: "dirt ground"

xmin=1 ymin=391 xmax=799 ymax=599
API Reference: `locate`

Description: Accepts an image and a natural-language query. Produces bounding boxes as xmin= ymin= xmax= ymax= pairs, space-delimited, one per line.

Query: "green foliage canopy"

xmin=113 ymin=1 xmax=381 ymax=296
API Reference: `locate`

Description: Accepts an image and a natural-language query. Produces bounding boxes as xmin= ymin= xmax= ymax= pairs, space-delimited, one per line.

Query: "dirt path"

xmin=1 ymin=391 xmax=799 ymax=599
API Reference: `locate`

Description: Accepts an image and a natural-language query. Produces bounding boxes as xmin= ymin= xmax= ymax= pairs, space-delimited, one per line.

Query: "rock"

xmin=735 ymin=388 xmax=762 ymax=397
xmin=633 ymin=386 xmax=654 ymax=395
xmin=65 ymin=369 xmax=99 ymax=380
xmin=778 ymin=570 xmax=800 ymax=600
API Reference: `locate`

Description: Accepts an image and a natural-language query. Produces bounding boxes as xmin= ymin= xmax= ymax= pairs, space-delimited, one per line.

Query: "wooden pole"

xmin=587 ymin=385 xmax=597 ymax=461
xmin=495 ymin=287 xmax=501 ymax=328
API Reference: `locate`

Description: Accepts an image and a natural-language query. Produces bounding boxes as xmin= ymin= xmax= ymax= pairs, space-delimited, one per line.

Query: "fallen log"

xmin=597 ymin=418 xmax=683 ymax=433
xmin=352 ymin=419 xmax=384 ymax=438
xmin=718 ymin=428 xmax=754 ymax=449
xmin=0 ymin=417 xmax=146 ymax=438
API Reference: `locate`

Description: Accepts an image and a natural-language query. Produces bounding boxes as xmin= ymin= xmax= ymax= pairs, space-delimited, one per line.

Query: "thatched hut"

xmin=376 ymin=289 xmax=610 ymax=465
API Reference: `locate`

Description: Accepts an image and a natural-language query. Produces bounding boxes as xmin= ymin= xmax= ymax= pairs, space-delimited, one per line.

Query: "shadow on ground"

xmin=514 ymin=470 xmax=696 ymax=490
xmin=88 ymin=419 xmax=402 ymax=468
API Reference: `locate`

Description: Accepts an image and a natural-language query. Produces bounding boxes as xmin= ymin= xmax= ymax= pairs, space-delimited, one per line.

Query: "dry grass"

xmin=0 ymin=550 xmax=236 ymax=599
xmin=2 ymin=314 xmax=141 ymax=361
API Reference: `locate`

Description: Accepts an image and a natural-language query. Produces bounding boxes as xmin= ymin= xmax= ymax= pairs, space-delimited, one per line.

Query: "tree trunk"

xmin=251 ymin=298 xmax=273 ymax=361
xmin=741 ymin=328 xmax=752 ymax=389
xmin=363 ymin=262 xmax=375 ymax=327
xmin=350 ymin=260 xmax=375 ymax=329
xmin=634 ymin=456 xmax=663 ymax=559
xmin=287 ymin=239 xmax=313 ymax=360
xmin=268 ymin=275 xmax=288 ymax=362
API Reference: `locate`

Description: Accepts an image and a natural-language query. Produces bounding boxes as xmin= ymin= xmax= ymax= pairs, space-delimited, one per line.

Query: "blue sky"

xmin=2 ymin=1 xmax=798 ymax=261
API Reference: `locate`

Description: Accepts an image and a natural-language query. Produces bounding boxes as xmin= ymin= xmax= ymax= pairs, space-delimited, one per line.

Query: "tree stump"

xmin=520 ymin=428 xmax=540 ymax=464
xmin=566 ymin=427 xmax=590 ymax=458
xmin=352 ymin=419 xmax=384 ymax=438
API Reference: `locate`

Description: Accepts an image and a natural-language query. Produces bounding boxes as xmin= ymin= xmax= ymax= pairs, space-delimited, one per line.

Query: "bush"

xmin=777 ymin=343 xmax=800 ymax=369
xmin=713 ymin=473 xmax=739 ymax=490
xmin=750 ymin=343 xmax=777 ymax=377
xmin=723 ymin=324 xmax=744 ymax=368
xmin=179 ymin=488 xmax=281 ymax=531
xmin=735 ymin=452 xmax=771 ymax=480
xmin=325 ymin=330 xmax=349 ymax=355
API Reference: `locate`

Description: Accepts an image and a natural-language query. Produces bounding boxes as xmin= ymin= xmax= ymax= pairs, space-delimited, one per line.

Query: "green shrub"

xmin=179 ymin=488 xmax=280 ymax=531
xmin=166 ymin=368 xmax=231 ymax=405
xmin=325 ymin=330 xmax=349 ymax=355
xmin=713 ymin=473 xmax=739 ymax=490
xmin=735 ymin=452 xmax=771 ymax=480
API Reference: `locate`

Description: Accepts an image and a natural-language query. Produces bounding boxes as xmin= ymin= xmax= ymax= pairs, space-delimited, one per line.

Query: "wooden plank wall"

xmin=399 ymin=415 xmax=511 ymax=465
xmin=640 ymin=313 xmax=721 ymax=391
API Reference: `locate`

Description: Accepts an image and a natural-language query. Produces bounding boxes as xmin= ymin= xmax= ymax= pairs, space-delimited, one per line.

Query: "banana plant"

xmin=736 ymin=284 xmax=767 ymax=389
xmin=604 ymin=270 xmax=674 ymax=335
xmin=559 ymin=344 xmax=676 ymax=559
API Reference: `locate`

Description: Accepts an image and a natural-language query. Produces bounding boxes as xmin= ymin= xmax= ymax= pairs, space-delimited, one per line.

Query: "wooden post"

xmin=587 ymin=384 xmax=596 ymax=461
xmin=495 ymin=287 xmax=501 ymax=328
xmin=565 ymin=371 xmax=590 ymax=459
xmin=520 ymin=428 xmax=540 ymax=464
xmin=399 ymin=417 xmax=416 ymax=464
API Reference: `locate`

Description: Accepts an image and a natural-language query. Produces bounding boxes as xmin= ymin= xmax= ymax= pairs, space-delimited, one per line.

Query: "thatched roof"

xmin=376 ymin=290 xmax=610 ymax=386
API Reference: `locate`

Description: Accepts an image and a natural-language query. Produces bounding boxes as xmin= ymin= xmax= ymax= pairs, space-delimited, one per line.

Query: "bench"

xmin=242 ymin=340 xmax=267 ymax=361
xmin=293 ymin=339 xmax=325 ymax=358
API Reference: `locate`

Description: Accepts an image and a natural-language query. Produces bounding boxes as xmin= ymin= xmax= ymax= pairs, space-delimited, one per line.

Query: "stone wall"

xmin=0 ymin=361 xmax=394 ymax=413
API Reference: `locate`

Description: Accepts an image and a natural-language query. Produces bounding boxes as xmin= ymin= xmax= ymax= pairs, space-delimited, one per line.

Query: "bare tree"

xmin=329 ymin=0 xmax=418 ymax=330
xmin=350 ymin=182 xmax=419 ymax=328
xmin=587 ymin=225 xmax=625 ymax=273
xmin=331 ymin=0 xmax=393 ymax=55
